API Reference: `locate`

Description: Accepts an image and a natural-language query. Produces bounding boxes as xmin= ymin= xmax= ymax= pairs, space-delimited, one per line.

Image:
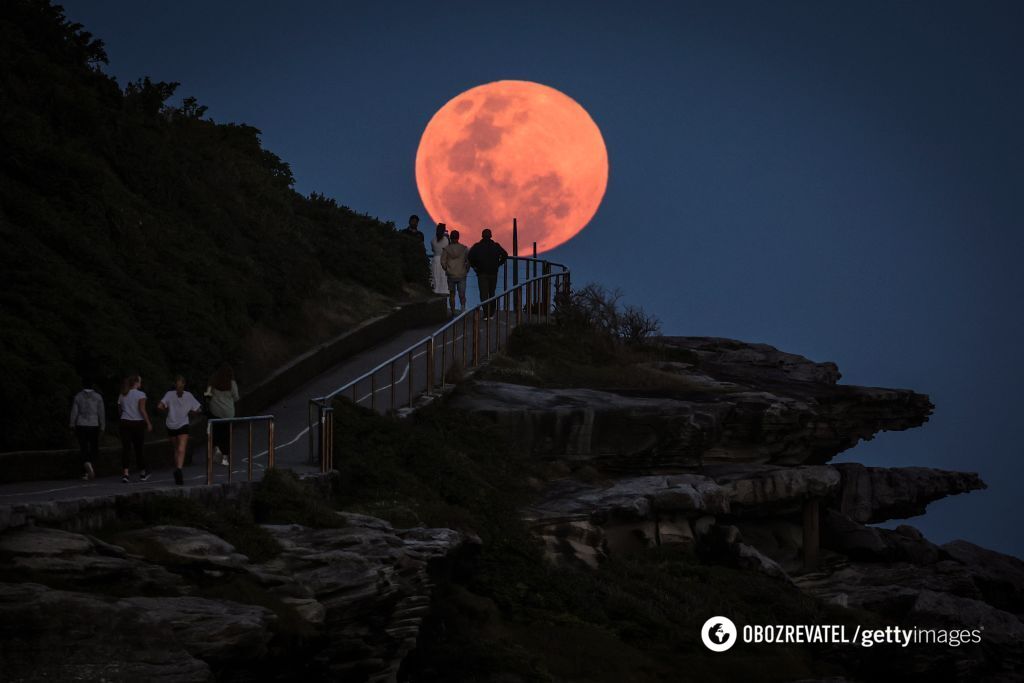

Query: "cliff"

xmin=1 ymin=329 xmax=1015 ymax=681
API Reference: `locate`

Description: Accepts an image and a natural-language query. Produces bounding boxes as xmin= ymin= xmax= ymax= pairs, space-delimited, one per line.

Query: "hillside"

xmin=0 ymin=0 xmax=428 ymax=451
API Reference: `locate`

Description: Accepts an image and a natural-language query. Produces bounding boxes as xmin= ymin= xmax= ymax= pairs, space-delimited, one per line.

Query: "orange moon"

xmin=415 ymin=80 xmax=608 ymax=254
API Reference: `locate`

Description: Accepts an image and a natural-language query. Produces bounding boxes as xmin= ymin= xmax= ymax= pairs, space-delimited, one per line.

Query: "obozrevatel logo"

xmin=701 ymin=616 xmax=738 ymax=652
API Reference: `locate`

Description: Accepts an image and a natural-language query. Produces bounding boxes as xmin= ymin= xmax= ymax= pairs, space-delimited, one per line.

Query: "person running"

xmin=205 ymin=364 xmax=240 ymax=466
xmin=467 ymin=228 xmax=508 ymax=317
xmin=441 ymin=229 xmax=469 ymax=313
xmin=117 ymin=374 xmax=151 ymax=482
xmin=69 ymin=377 xmax=104 ymax=481
xmin=158 ymin=375 xmax=201 ymax=486
xmin=430 ymin=223 xmax=450 ymax=297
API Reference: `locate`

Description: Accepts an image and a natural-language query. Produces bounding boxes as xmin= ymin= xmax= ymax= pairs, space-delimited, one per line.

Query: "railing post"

xmin=247 ymin=422 xmax=254 ymax=481
xmin=318 ymin=404 xmax=327 ymax=473
xmin=472 ymin=309 xmax=481 ymax=366
xmin=226 ymin=424 xmax=233 ymax=483
xmin=440 ymin=329 xmax=447 ymax=389
xmin=543 ymin=262 xmax=551 ymax=317
xmin=206 ymin=420 xmax=213 ymax=485
xmin=426 ymin=338 xmax=435 ymax=395
xmin=408 ymin=349 xmax=414 ymax=408
xmin=325 ymin=406 xmax=334 ymax=472
xmin=390 ymin=360 xmax=396 ymax=414
xmin=462 ymin=316 xmax=468 ymax=368
xmin=268 ymin=419 xmax=275 ymax=471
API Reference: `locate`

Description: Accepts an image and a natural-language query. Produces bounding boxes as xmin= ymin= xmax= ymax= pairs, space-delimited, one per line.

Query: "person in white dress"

xmin=158 ymin=375 xmax=202 ymax=486
xmin=430 ymin=223 xmax=450 ymax=296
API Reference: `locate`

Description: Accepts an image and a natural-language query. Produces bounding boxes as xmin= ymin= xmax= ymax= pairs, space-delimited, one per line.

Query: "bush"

xmin=554 ymin=283 xmax=661 ymax=346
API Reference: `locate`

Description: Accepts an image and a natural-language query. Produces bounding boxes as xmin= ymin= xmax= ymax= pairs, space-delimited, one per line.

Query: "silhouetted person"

xmin=468 ymin=228 xmax=507 ymax=317
xmin=70 ymin=377 xmax=104 ymax=480
xmin=441 ymin=229 xmax=469 ymax=313
xmin=205 ymin=364 xmax=239 ymax=466
xmin=117 ymin=374 xmax=152 ymax=482
xmin=400 ymin=214 xmax=422 ymax=239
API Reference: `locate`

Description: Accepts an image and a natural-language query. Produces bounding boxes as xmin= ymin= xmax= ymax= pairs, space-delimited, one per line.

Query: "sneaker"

xmin=139 ymin=471 xmax=150 ymax=482
xmin=122 ymin=473 xmax=130 ymax=483
xmin=173 ymin=468 xmax=183 ymax=486
xmin=220 ymin=456 xmax=230 ymax=466
xmin=84 ymin=462 xmax=95 ymax=480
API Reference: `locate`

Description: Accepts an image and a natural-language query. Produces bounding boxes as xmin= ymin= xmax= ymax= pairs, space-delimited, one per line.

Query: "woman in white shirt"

xmin=117 ymin=374 xmax=152 ymax=483
xmin=158 ymin=375 xmax=201 ymax=486
xmin=431 ymin=223 xmax=450 ymax=296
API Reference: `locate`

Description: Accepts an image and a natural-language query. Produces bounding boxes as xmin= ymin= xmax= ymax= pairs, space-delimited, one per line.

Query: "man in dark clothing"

xmin=399 ymin=214 xmax=422 ymax=239
xmin=467 ymin=228 xmax=508 ymax=317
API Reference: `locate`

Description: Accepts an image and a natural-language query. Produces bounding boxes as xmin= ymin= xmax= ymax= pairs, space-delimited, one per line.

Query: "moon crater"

xmin=416 ymin=81 xmax=608 ymax=253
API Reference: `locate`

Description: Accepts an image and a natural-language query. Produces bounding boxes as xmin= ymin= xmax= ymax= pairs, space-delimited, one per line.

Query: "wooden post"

xmin=267 ymin=420 xmax=275 ymax=471
xmin=472 ymin=310 xmax=480 ymax=366
xmin=206 ymin=421 xmax=214 ymax=485
xmin=512 ymin=219 xmax=519 ymax=285
xmin=803 ymin=497 xmax=820 ymax=569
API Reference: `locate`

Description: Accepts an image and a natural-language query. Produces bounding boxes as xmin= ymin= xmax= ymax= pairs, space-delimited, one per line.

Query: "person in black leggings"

xmin=117 ymin=374 xmax=152 ymax=482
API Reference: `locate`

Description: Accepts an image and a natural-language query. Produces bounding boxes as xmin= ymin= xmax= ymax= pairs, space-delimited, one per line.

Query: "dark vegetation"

xmin=0 ymin=0 xmax=428 ymax=450
xmin=479 ymin=283 xmax=716 ymax=392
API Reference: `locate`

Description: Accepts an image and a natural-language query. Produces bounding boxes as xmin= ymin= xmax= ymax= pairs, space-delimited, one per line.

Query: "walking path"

xmin=0 ymin=312 xmax=517 ymax=505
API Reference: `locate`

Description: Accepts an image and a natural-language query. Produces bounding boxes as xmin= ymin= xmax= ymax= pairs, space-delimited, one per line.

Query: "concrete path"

xmin=0 ymin=308 xmax=528 ymax=505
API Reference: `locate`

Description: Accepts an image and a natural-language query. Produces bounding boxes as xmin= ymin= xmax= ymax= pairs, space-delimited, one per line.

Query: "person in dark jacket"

xmin=467 ymin=228 xmax=508 ymax=317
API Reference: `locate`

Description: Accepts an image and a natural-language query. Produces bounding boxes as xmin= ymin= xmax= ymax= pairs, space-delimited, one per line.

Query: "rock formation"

xmin=454 ymin=336 xmax=1019 ymax=679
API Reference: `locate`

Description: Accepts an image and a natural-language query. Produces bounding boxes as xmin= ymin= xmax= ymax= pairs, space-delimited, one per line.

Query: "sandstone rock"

xmin=942 ymin=540 xmax=1024 ymax=616
xmin=123 ymin=596 xmax=276 ymax=664
xmin=112 ymin=525 xmax=250 ymax=570
xmin=834 ymin=463 xmax=986 ymax=524
xmin=0 ymin=526 xmax=183 ymax=594
xmin=454 ymin=354 xmax=932 ymax=468
xmin=706 ymin=464 xmax=840 ymax=515
xmin=257 ymin=518 xmax=468 ymax=682
xmin=0 ymin=582 xmax=211 ymax=681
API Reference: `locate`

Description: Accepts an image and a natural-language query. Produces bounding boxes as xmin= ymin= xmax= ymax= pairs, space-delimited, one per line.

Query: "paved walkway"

xmin=0 ymin=310 xmax=524 ymax=505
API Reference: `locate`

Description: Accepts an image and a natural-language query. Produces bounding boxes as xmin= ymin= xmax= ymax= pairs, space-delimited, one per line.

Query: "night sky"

xmin=61 ymin=1 xmax=1024 ymax=557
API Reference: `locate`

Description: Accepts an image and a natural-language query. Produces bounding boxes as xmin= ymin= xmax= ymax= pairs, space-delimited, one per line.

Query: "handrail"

xmin=206 ymin=415 xmax=275 ymax=485
xmin=307 ymin=256 xmax=570 ymax=469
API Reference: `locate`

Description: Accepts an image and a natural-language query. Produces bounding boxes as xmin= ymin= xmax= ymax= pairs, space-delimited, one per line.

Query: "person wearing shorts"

xmin=441 ymin=229 xmax=470 ymax=313
xmin=158 ymin=375 xmax=201 ymax=486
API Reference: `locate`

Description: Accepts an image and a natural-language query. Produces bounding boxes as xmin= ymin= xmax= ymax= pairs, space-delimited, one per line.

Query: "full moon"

xmin=415 ymin=80 xmax=608 ymax=254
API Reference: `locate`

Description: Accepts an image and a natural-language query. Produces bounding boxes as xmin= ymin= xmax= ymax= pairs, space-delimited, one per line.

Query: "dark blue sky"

xmin=62 ymin=1 xmax=1024 ymax=556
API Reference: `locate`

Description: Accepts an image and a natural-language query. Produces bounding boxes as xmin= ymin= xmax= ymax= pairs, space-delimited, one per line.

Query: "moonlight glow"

xmin=415 ymin=80 xmax=608 ymax=253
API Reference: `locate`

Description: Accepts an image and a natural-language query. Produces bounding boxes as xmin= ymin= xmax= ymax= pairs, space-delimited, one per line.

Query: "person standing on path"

xmin=467 ymin=228 xmax=508 ymax=317
xmin=441 ymin=229 xmax=469 ymax=313
xmin=205 ymin=364 xmax=239 ymax=467
xmin=400 ymin=214 xmax=422 ymax=239
xmin=159 ymin=375 xmax=201 ymax=486
xmin=117 ymin=374 xmax=151 ymax=483
xmin=69 ymin=378 xmax=104 ymax=480
xmin=431 ymin=223 xmax=450 ymax=297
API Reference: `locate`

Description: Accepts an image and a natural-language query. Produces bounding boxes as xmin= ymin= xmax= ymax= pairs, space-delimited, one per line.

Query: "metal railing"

xmin=307 ymin=256 xmax=570 ymax=472
xmin=206 ymin=415 xmax=276 ymax=485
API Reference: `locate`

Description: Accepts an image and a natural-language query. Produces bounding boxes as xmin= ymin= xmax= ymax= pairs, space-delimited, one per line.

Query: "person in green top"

xmin=205 ymin=364 xmax=240 ymax=467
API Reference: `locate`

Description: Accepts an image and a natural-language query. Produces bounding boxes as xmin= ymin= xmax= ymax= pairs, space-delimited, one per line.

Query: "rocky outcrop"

xmin=452 ymin=340 xmax=933 ymax=467
xmin=0 ymin=516 xmax=469 ymax=682
xmin=833 ymin=463 xmax=987 ymax=523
